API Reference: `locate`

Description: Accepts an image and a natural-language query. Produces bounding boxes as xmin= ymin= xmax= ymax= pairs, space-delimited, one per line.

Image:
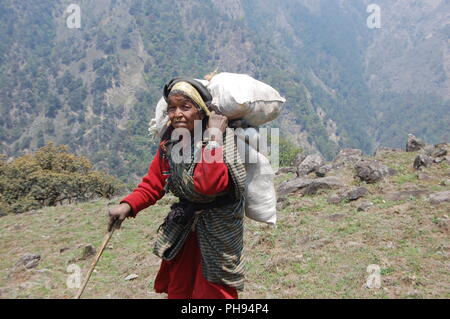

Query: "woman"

xmin=107 ymin=78 xmax=247 ymax=299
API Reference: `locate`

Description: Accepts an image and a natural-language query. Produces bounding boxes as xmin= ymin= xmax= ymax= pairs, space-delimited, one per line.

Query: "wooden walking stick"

xmin=74 ymin=219 xmax=119 ymax=299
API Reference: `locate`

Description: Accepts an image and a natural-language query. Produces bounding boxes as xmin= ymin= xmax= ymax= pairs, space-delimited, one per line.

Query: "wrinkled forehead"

xmin=167 ymin=92 xmax=196 ymax=106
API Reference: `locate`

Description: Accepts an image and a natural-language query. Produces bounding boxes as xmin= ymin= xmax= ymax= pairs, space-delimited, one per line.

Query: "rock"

xmin=406 ymin=134 xmax=425 ymax=152
xmin=278 ymin=178 xmax=312 ymax=196
xmin=417 ymin=173 xmax=432 ymax=180
xmin=413 ymin=154 xmax=432 ymax=170
xmin=385 ymin=190 xmax=429 ymax=201
xmin=424 ymin=143 xmax=448 ymax=158
xmin=302 ymin=177 xmax=346 ymax=195
xmin=346 ymin=187 xmax=369 ymax=201
xmin=315 ymin=164 xmax=333 ymax=177
xmin=59 ymin=247 xmax=70 ymax=254
xmin=80 ymin=245 xmax=96 ymax=260
xmin=332 ymin=148 xmax=363 ymax=168
xmin=327 ymin=193 xmax=343 ymax=204
xmin=429 ymin=191 xmax=450 ymax=204
xmin=440 ymin=179 xmax=450 ymax=186
xmin=125 ymin=274 xmax=139 ymax=281
xmin=277 ymin=196 xmax=287 ymax=203
xmin=278 ymin=176 xmax=345 ymax=196
xmin=327 ymin=187 xmax=369 ymax=204
xmin=276 ymin=197 xmax=290 ymax=210
xmin=357 ymin=201 xmax=374 ymax=211
xmin=355 ymin=160 xmax=393 ymax=183
xmin=16 ymin=253 xmax=41 ymax=269
xmin=293 ymin=153 xmax=307 ymax=168
xmin=296 ymin=154 xmax=324 ymax=177
xmin=275 ymin=167 xmax=296 ymax=175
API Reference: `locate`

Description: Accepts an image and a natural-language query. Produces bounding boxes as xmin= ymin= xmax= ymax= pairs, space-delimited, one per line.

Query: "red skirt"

xmin=154 ymin=231 xmax=238 ymax=299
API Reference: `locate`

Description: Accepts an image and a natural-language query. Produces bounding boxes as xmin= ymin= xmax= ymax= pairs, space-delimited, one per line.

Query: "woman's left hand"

xmin=207 ymin=111 xmax=228 ymax=136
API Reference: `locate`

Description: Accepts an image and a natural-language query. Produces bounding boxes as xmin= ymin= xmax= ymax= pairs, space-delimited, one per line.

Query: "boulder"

xmin=355 ymin=159 xmax=395 ymax=183
xmin=406 ymin=134 xmax=425 ymax=152
xmin=424 ymin=143 xmax=448 ymax=158
xmin=16 ymin=253 xmax=41 ymax=269
xmin=277 ymin=178 xmax=312 ymax=196
xmin=80 ymin=245 xmax=96 ymax=260
xmin=429 ymin=191 xmax=450 ymax=204
xmin=327 ymin=187 xmax=369 ymax=204
xmin=275 ymin=167 xmax=296 ymax=175
xmin=327 ymin=193 xmax=343 ymax=204
xmin=384 ymin=190 xmax=429 ymax=201
xmin=315 ymin=164 xmax=333 ymax=177
xmin=413 ymin=154 xmax=432 ymax=170
xmin=125 ymin=274 xmax=139 ymax=281
xmin=333 ymin=148 xmax=363 ymax=168
xmin=346 ymin=187 xmax=369 ymax=200
xmin=357 ymin=201 xmax=374 ymax=212
xmin=302 ymin=177 xmax=346 ymax=195
xmin=293 ymin=153 xmax=307 ymax=168
xmin=278 ymin=176 xmax=345 ymax=196
xmin=417 ymin=173 xmax=432 ymax=180
xmin=440 ymin=179 xmax=450 ymax=186
xmin=296 ymin=154 xmax=324 ymax=177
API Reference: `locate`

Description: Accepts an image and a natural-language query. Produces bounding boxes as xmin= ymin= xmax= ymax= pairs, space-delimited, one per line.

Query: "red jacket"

xmin=121 ymin=145 xmax=229 ymax=217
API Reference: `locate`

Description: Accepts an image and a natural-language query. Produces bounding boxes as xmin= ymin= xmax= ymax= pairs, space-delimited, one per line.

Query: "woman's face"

xmin=167 ymin=94 xmax=204 ymax=133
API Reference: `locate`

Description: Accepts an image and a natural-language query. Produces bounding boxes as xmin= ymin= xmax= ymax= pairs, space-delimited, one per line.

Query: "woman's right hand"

xmin=107 ymin=203 xmax=132 ymax=232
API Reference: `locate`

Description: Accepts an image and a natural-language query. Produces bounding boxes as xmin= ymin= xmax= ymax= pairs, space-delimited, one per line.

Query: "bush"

xmin=279 ymin=135 xmax=303 ymax=166
xmin=0 ymin=143 xmax=125 ymax=214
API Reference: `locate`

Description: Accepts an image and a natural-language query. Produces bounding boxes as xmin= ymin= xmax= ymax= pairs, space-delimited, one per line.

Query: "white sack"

xmin=236 ymin=129 xmax=277 ymax=224
xmin=207 ymin=72 xmax=285 ymax=127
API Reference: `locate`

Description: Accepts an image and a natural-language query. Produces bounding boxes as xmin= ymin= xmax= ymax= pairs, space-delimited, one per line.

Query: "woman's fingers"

xmin=107 ymin=209 xmax=124 ymax=232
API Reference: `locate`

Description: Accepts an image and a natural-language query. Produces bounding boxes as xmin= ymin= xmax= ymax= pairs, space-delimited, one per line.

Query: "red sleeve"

xmin=120 ymin=148 xmax=170 ymax=217
xmin=193 ymin=146 xmax=229 ymax=196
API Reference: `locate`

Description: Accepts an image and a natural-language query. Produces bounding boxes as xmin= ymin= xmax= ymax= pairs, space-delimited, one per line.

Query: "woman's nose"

xmin=175 ymin=109 xmax=184 ymax=118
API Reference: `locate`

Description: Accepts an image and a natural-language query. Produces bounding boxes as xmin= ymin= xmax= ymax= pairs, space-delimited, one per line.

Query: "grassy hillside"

xmin=0 ymin=148 xmax=449 ymax=299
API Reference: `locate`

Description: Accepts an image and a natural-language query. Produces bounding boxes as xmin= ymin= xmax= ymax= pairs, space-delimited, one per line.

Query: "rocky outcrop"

xmin=414 ymin=143 xmax=449 ymax=169
xmin=429 ymin=191 xmax=450 ymax=205
xmin=296 ymin=154 xmax=324 ymax=177
xmin=332 ymin=148 xmax=363 ymax=168
xmin=384 ymin=190 xmax=429 ymax=202
xmin=278 ymin=176 xmax=345 ymax=196
xmin=16 ymin=254 xmax=41 ymax=269
xmin=413 ymin=154 xmax=433 ymax=170
xmin=406 ymin=134 xmax=425 ymax=152
xmin=355 ymin=159 xmax=397 ymax=183
xmin=315 ymin=164 xmax=333 ymax=177
xmin=327 ymin=187 xmax=369 ymax=204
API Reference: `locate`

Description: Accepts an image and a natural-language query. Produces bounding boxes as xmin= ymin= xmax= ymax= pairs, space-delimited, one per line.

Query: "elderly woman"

xmin=107 ymin=78 xmax=246 ymax=299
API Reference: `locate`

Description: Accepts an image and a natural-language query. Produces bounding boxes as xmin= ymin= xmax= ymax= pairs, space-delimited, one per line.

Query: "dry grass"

xmin=0 ymin=150 xmax=449 ymax=299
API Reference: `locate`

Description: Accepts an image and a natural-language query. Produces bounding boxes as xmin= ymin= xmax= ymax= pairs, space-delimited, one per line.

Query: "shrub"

xmin=0 ymin=143 xmax=125 ymax=214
